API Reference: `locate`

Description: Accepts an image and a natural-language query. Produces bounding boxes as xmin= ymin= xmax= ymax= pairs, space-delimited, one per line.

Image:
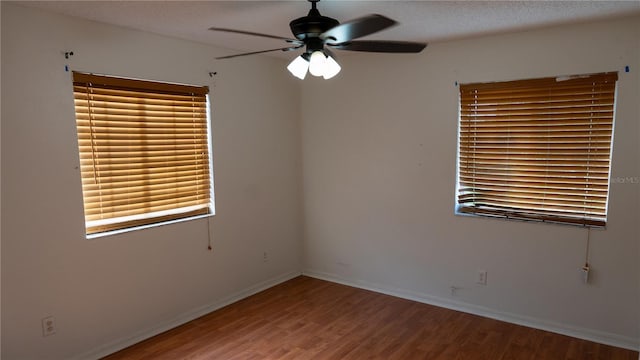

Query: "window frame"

xmin=72 ymin=72 xmax=215 ymax=237
xmin=455 ymin=72 xmax=618 ymax=228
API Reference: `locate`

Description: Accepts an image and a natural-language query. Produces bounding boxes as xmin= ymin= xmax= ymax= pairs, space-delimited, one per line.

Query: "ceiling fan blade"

xmin=216 ymin=45 xmax=303 ymax=60
xmin=209 ymin=27 xmax=302 ymax=44
xmin=321 ymin=14 xmax=397 ymax=43
xmin=330 ymin=40 xmax=427 ymax=53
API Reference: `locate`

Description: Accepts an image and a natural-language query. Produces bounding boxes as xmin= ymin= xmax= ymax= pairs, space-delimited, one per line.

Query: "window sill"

xmin=455 ymin=207 xmax=605 ymax=229
xmin=86 ymin=213 xmax=214 ymax=240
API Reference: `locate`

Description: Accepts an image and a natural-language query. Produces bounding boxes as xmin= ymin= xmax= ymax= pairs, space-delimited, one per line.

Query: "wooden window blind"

xmin=457 ymin=72 xmax=618 ymax=227
xmin=72 ymin=72 xmax=212 ymax=235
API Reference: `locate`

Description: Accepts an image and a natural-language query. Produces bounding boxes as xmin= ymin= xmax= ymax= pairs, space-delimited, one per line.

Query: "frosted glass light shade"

xmin=287 ymin=55 xmax=309 ymax=80
xmin=288 ymin=51 xmax=341 ymax=80
xmin=323 ymin=55 xmax=341 ymax=79
xmin=308 ymin=51 xmax=327 ymax=77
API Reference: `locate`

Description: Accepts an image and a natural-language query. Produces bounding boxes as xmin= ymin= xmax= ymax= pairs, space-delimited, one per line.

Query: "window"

xmin=457 ymin=72 xmax=618 ymax=227
xmin=72 ymin=72 xmax=213 ymax=236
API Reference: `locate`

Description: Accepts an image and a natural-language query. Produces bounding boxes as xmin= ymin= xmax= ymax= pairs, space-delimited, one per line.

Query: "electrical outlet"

xmin=477 ymin=270 xmax=488 ymax=285
xmin=263 ymin=251 xmax=268 ymax=263
xmin=42 ymin=316 xmax=56 ymax=337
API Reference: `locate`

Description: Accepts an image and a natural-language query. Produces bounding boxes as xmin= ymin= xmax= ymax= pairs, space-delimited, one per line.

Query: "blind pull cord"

xmin=206 ymin=70 xmax=217 ymax=252
xmin=584 ymin=227 xmax=591 ymax=268
xmin=207 ymin=215 xmax=213 ymax=251
xmin=581 ymin=227 xmax=592 ymax=284
xmin=85 ymin=84 xmax=99 ymax=185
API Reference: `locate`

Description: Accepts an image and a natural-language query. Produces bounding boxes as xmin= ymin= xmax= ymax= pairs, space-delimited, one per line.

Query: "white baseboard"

xmin=303 ymin=269 xmax=639 ymax=352
xmin=72 ymin=270 xmax=301 ymax=360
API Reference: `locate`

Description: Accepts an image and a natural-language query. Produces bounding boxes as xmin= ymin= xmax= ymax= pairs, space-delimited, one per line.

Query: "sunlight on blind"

xmin=73 ymin=72 xmax=212 ymax=235
xmin=457 ymin=72 xmax=618 ymax=227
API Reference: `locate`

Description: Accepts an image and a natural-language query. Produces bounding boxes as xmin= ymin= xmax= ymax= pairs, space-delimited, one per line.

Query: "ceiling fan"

xmin=209 ymin=0 xmax=427 ymax=80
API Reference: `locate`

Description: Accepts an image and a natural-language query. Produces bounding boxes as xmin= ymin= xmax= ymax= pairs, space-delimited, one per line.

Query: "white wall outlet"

xmin=42 ymin=316 xmax=56 ymax=337
xmin=477 ymin=270 xmax=488 ymax=285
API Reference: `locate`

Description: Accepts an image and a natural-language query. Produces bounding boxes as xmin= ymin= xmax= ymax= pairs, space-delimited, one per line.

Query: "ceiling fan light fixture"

xmin=308 ymin=50 xmax=327 ymax=77
xmin=287 ymin=55 xmax=309 ymax=79
xmin=322 ymin=55 xmax=341 ymax=79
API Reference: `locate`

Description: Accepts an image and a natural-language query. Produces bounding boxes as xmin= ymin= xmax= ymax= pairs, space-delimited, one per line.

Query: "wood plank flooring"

xmin=104 ymin=276 xmax=638 ymax=359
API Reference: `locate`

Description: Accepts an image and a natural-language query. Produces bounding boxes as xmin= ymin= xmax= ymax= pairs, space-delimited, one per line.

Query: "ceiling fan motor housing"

xmin=289 ymin=7 xmax=339 ymax=43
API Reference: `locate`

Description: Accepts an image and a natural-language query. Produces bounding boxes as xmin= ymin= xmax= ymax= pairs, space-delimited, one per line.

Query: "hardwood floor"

xmin=104 ymin=276 xmax=638 ymax=359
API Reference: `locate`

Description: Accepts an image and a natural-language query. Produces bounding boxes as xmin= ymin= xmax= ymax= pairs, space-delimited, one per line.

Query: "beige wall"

xmin=301 ymin=15 xmax=640 ymax=350
xmin=1 ymin=4 xmax=302 ymax=359
xmin=2 ymin=2 xmax=639 ymax=359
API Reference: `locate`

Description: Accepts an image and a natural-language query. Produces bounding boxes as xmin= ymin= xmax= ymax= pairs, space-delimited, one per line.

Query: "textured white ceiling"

xmin=17 ymin=1 xmax=640 ymax=59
